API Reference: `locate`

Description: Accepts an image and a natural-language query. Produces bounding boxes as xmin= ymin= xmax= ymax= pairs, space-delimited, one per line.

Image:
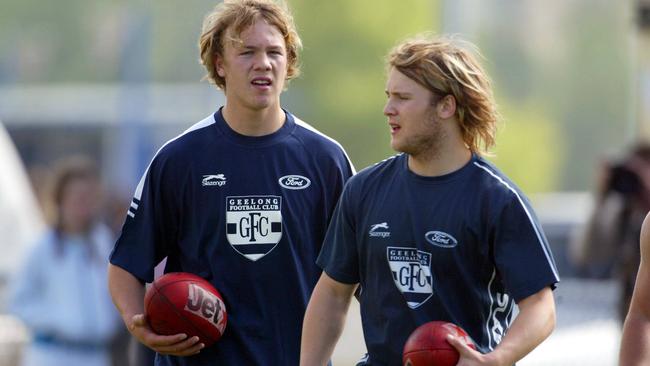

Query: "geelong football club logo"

xmin=226 ymin=195 xmax=282 ymax=261
xmin=387 ymin=246 xmax=433 ymax=309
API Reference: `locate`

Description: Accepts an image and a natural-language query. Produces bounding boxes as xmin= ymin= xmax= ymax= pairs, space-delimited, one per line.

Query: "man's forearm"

xmin=488 ymin=288 xmax=555 ymax=366
xmin=300 ymin=275 xmax=355 ymax=366
xmin=107 ymin=263 xmax=146 ymax=327
xmin=620 ymin=309 xmax=650 ymax=364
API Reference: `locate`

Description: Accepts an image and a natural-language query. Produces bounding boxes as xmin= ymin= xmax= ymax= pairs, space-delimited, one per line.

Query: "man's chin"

xmin=390 ymin=141 xmax=406 ymax=153
xmin=249 ymin=96 xmax=279 ymax=110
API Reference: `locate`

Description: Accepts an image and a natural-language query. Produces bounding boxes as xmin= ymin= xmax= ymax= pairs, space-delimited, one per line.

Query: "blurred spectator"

xmin=7 ymin=156 xmax=121 ymax=366
xmin=571 ymin=142 xmax=650 ymax=321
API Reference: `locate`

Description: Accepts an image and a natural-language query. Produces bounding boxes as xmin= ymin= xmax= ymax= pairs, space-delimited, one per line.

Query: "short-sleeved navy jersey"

xmin=110 ymin=108 xmax=354 ymax=366
xmin=317 ymin=153 xmax=559 ymax=366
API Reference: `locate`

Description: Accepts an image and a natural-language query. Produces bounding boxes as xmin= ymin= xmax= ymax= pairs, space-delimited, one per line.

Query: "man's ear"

xmin=437 ymin=95 xmax=456 ymax=119
xmin=215 ymin=55 xmax=226 ymax=78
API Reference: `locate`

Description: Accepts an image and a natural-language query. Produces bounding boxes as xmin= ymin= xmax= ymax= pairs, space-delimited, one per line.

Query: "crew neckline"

xmin=212 ymin=107 xmax=296 ymax=147
xmin=402 ymin=153 xmax=477 ymax=184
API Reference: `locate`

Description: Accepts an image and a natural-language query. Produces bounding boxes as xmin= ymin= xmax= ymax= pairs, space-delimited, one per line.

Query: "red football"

xmin=144 ymin=272 xmax=227 ymax=347
xmin=403 ymin=321 xmax=476 ymax=366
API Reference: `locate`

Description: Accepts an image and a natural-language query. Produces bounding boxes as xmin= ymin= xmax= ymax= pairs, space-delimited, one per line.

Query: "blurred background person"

xmin=7 ymin=156 xmax=122 ymax=366
xmin=571 ymin=142 xmax=650 ymax=322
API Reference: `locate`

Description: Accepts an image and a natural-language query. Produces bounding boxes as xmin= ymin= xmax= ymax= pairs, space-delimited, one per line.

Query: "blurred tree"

xmin=150 ymin=1 xmax=217 ymax=82
xmin=0 ymin=0 xmax=632 ymax=193
xmin=286 ymin=0 xmax=439 ymax=170
xmin=490 ymin=101 xmax=565 ymax=193
xmin=469 ymin=0 xmax=630 ymax=192
xmin=0 ymin=0 xmax=215 ymax=83
xmin=549 ymin=2 xmax=631 ymax=191
xmin=0 ymin=0 xmax=128 ymax=83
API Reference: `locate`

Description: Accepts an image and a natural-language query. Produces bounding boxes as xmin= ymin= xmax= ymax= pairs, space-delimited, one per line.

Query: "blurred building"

xmin=0 ymin=84 xmax=224 ymax=195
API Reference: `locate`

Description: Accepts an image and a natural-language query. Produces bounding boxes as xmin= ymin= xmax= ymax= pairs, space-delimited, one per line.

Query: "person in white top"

xmin=8 ymin=156 xmax=121 ymax=366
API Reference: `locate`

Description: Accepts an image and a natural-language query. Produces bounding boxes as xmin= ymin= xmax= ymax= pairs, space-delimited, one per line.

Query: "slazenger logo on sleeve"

xmin=369 ymin=222 xmax=391 ymax=238
xmin=202 ymin=174 xmax=227 ymax=186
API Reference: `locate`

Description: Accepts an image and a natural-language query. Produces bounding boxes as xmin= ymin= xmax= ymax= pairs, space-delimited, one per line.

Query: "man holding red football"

xmin=107 ymin=1 xmax=354 ymax=365
xmin=300 ymin=35 xmax=559 ymax=366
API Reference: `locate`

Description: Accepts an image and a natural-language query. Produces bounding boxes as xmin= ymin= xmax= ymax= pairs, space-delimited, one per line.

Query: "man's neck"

xmin=222 ymin=104 xmax=285 ymax=137
xmin=408 ymin=142 xmax=472 ymax=177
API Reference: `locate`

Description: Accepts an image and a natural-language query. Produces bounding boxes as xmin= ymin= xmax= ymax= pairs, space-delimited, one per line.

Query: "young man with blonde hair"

xmin=108 ymin=1 xmax=354 ymax=365
xmin=301 ymin=35 xmax=559 ymax=366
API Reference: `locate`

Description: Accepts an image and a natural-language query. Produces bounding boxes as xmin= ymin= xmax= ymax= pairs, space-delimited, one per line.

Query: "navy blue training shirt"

xmin=110 ymin=108 xmax=354 ymax=366
xmin=317 ymin=153 xmax=559 ymax=366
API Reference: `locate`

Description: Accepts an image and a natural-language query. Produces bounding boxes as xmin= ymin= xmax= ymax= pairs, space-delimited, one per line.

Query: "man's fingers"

xmin=148 ymin=333 xmax=190 ymax=347
xmin=159 ymin=341 xmax=204 ymax=356
xmin=128 ymin=314 xmax=204 ymax=356
xmin=154 ymin=336 xmax=204 ymax=356
xmin=130 ymin=314 xmax=147 ymax=329
xmin=446 ymin=335 xmax=474 ymax=356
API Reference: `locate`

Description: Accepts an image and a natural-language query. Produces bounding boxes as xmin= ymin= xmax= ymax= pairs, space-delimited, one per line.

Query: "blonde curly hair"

xmin=387 ymin=35 xmax=499 ymax=154
xmin=199 ymin=0 xmax=302 ymax=90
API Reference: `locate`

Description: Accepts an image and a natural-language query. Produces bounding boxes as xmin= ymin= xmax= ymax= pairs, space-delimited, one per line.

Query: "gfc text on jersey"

xmin=226 ymin=196 xmax=283 ymax=261
xmin=386 ymin=246 xmax=433 ymax=308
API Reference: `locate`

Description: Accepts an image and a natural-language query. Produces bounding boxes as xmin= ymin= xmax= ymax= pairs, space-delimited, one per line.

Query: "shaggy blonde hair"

xmin=199 ymin=0 xmax=302 ymax=90
xmin=387 ymin=35 xmax=498 ymax=154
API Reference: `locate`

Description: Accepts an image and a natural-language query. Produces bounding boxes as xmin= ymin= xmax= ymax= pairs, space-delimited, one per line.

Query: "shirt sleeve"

xmin=492 ymin=193 xmax=560 ymax=302
xmin=109 ymin=153 xmax=180 ymax=283
xmin=316 ymin=179 xmax=360 ymax=284
xmin=324 ymin=147 xmax=355 ymax=222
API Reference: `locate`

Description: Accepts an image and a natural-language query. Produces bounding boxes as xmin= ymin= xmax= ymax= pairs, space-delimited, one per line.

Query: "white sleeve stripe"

xmin=293 ymin=116 xmax=357 ymax=174
xmin=133 ymin=114 xmax=216 ymax=202
xmin=485 ymin=269 xmax=497 ymax=351
xmin=472 ymin=162 xmax=560 ymax=281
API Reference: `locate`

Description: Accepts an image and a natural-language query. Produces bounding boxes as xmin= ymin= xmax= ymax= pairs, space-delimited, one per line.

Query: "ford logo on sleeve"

xmin=425 ymin=231 xmax=458 ymax=248
xmin=278 ymin=175 xmax=311 ymax=190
